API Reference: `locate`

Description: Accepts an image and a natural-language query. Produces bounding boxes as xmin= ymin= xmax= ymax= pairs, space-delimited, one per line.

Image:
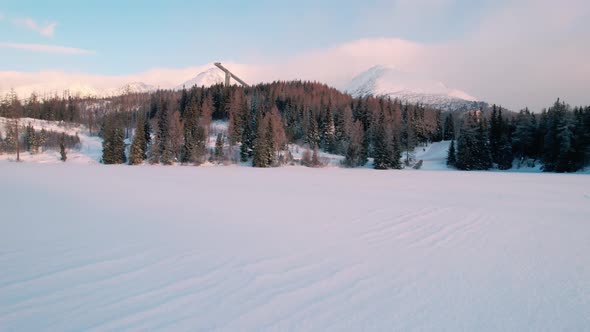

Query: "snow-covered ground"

xmin=0 ymin=117 xmax=101 ymax=164
xmin=413 ymin=140 xmax=451 ymax=170
xmin=1 ymin=163 xmax=589 ymax=331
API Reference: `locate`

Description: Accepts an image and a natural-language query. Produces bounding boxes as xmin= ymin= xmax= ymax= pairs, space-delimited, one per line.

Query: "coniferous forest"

xmin=0 ymin=82 xmax=589 ymax=172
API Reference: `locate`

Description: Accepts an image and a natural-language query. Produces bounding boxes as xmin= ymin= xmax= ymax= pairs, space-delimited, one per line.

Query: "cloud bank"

xmin=0 ymin=43 xmax=94 ymax=55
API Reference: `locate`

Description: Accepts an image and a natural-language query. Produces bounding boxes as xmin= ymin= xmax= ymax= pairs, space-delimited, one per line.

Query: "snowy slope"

xmin=413 ymin=140 xmax=452 ymax=170
xmin=0 ymin=117 xmax=102 ymax=164
xmin=345 ymin=65 xmax=485 ymax=111
xmin=176 ymin=67 xmax=225 ymax=89
xmin=1 ymin=164 xmax=589 ymax=331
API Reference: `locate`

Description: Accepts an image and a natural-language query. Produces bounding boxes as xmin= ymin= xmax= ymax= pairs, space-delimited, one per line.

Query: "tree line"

xmin=447 ymin=101 xmax=590 ymax=172
xmin=98 ymin=82 xmax=445 ymax=168
xmin=3 ymin=83 xmax=588 ymax=172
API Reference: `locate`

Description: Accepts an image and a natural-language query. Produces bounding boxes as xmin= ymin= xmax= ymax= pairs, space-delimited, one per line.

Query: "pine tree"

xmin=433 ymin=110 xmax=443 ymax=142
xmin=512 ymin=108 xmax=535 ymax=163
xmin=489 ymin=105 xmax=501 ymax=163
xmin=179 ymin=87 xmax=189 ymax=117
xmin=306 ymin=112 xmax=320 ymax=149
xmin=456 ymin=112 xmax=487 ymax=170
xmin=101 ymin=115 xmax=127 ymax=164
xmin=142 ymin=116 xmax=151 ymax=159
xmin=129 ymin=115 xmax=146 ymax=165
xmin=252 ymin=112 xmax=271 ymax=167
xmin=101 ymin=118 xmax=114 ymax=164
xmin=154 ymin=98 xmax=173 ymax=165
xmin=322 ymin=106 xmax=336 ymax=153
xmin=59 ymin=133 xmax=67 ymax=162
xmin=4 ymin=122 xmax=17 ymax=153
xmin=475 ymin=116 xmax=492 ymax=170
xmin=214 ymin=133 xmax=225 ymax=162
xmin=25 ymin=124 xmax=39 ymax=154
xmin=373 ymin=111 xmax=391 ymax=170
xmin=344 ymin=121 xmax=366 ymax=167
xmin=389 ymin=130 xmax=402 ymax=169
xmin=264 ymin=114 xmax=276 ymax=166
xmin=333 ymin=106 xmax=349 ymax=154
xmin=543 ymin=99 xmax=571 ymax=172
xmin=447 ymin=139 xmax=457 ymax=167
xmin=443 ymin=113 xmax=455 ymax=140
xmin=38 ymin=128 xmax=47 ymax=152
xmin=239 ymin=99 xmax=253 ymax=162
xmin=181 ymin=100 xmax=198 ymax=164
xmin=401 ymin=104 xmax=416 ymax=165
xmin=497 ymin=137 xmax=513 ymax=170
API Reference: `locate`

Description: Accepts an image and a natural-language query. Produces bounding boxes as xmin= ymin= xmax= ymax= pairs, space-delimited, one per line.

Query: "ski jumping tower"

xmin=214 ymin=62 xmax=249 ymax=87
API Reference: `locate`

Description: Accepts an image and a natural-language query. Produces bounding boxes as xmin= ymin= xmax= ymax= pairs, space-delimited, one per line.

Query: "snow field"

xmin=1 ymin=163 xmax=589 ymax=331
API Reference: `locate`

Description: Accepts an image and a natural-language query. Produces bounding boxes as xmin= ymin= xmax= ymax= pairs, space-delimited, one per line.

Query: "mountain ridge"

xmin=344 ymin=65 xmax=486 ymax=112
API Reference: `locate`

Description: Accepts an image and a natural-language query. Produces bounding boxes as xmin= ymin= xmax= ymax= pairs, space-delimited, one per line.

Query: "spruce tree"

xmin=373 ymin=111 xmax=390 ymax=170
xmin=456 ymin=112 xmax=481 ymax=170
xmin=401 ymin=104 xmax=416 ymax=164
xmin=389 ymin=131 xmax=402 ymax=169
xmin=306 ymin=112 xmax=320 ymax=149
xmin=443 ymin=113 xmax=455 ymax=140
xmin=475 ymin=117 xmax=492 ymax=170
xmin=25 ymin=124 xmax=39 ymax=154
xmin=239 ymin=100 xmax=252 ymax=162
xmin=344 ymin=121 xmax=366 ymax=167
xmin=497 ymin=137 xmax=513 ymax=170
xmin=115 ymin=125 xmax=127 ymax=164
xmin=512 ymin=108 xmax=535 ymax=162
xmin=489 ymin=105 xmax=501 ymax=163
xmin=101 ymin=115 xmax=127 ymax=164
xmin=264 ymin=115 xmax=276 ymax=166
xmin=181 ymin=101 xmax=198 ymax=164
xmin=129 ymin=115 xmax=146 ymax=165
xmin=322 ymin=107 xmax=336 ymax=153
xmin=4 ymin=122 xmax=16 ymax=153
xmin=543 ymin=99 xmax=570 ymax=172
xmin=447 ymin=139 xmax=457 ymax=167
xmin=59 ymin=133 xmax=67 ymax=162
xmin=214 ymin=133 xmax=225 ymax=162
xmin=101 ymin=118 xmax=114 ymax=164
xmin=433 ymin=110 xmax=443 ymax=142
xmin=252 ymin=112 xmax=270 ymax=167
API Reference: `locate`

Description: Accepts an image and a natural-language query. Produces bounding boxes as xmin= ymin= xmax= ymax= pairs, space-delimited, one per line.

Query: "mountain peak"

xmin=345 ymin=65 xmax=480 ymax=111
xmin=176 ymin=67 xmax=225 ymax=90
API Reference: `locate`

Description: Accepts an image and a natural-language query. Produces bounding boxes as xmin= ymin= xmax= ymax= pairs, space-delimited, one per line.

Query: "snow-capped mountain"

xmin=8 ymin=82 xmax=156 ymax=99
xmin=345 ymin=65 xmax=485 ymax=112
xmin=115 ymin=82 xmax=156 ymax=95
xmin=176 ymin=67 xmax=225 ymax=90
xmin=59 ymin=84 xmax=104 ymax=98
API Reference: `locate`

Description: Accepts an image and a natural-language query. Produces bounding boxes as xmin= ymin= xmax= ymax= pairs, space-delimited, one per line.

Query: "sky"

xmin=0 ymin=0 xmax=589 ymax=110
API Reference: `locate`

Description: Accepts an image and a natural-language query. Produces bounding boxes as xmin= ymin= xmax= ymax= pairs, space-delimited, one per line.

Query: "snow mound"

xmin=345 ymin=65 xmax=482 ymax=111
